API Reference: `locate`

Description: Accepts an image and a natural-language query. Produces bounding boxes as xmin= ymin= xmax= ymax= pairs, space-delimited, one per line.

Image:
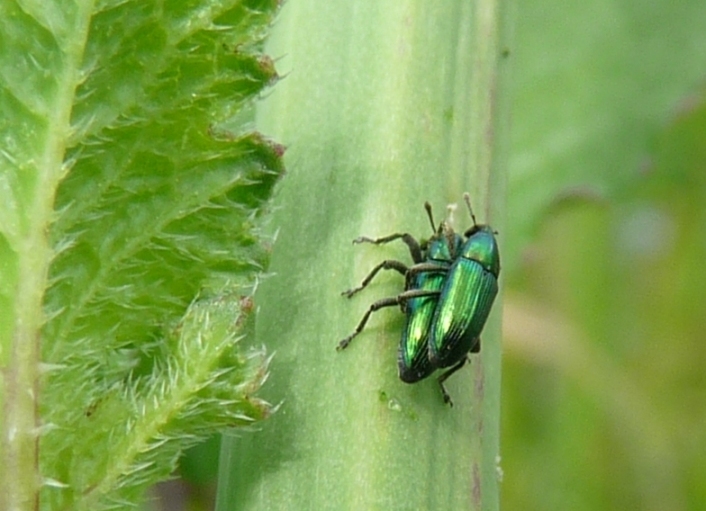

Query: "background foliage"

xmin=502 ymin=0 xmax=706 ymax=509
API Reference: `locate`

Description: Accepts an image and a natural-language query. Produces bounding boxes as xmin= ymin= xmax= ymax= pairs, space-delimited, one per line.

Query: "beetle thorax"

xmin=460 ymin=226 xmax=500 ymax=276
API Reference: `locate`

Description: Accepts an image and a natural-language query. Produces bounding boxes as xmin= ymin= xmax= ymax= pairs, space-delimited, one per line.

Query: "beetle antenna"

xmin=424 ymin=201 xmax=437 ymax=233
xmin=463 ymin=193 xmax=478 ymax=226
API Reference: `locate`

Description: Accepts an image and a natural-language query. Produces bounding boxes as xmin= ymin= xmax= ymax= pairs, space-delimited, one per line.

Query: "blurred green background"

xmin=151 ymin=0 xmax=706 ymax=509
xmin=502 ymin=0 xmax=706 ymax=508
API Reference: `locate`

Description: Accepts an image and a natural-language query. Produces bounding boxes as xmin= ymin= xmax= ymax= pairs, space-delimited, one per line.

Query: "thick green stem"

xmin=218 ymin=1 xmax=512 ymax=509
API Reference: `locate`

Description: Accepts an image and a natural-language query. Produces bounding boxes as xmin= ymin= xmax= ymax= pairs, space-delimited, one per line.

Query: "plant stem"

xmin=218 ymin=1 xmax=512 ymax=509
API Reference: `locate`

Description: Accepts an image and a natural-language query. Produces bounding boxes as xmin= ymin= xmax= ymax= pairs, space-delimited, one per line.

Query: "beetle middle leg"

xmin=342 ymin=259 xmax=409 ymax=298
xmin=343 ymin=259 xmax=448 ymax=299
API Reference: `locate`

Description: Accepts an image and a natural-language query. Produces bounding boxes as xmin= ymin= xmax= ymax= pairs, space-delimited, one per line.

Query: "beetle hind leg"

xmin=337 ymin=296 xmax=401 ymax=350
xmin=437 ymin=356 xmax=469 ymax=407
xmin=337 ymin=289 xmax=440 ymax=351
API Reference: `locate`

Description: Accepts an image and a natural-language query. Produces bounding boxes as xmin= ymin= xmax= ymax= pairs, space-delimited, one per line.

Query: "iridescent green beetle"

xmin=338 ymin=195 xmax=500 ymax=406
xmin=397 ymin=215 xmax=463 ymax=384
xmin=426 ymin=194 xmax=500 ymax=403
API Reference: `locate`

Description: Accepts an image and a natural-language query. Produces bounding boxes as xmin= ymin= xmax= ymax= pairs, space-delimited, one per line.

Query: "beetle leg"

xmin=342 ymin=259 xmax=409 ymax=298
xmin=354 ymin=232 xmax=423 ymax=263
xmin=436 ymin=355 xmax=470 ymax=407
xmin=337 ymin=289 xmax=440 ymax=351
xmin=337 ymin=296 xmax=402 ymax=350
xmin=470 ymin=336 xmax=481 ymax=353
xmin=405 ymin=261 xmax=449 ymax=279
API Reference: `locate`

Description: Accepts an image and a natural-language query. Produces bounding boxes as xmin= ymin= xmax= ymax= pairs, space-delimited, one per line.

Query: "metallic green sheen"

xmin=398 ymin=232 xmax=463 ymax=382
xmin=398 ymin=268 xmax=446 ymax=382
xmin=460 ymin=226 xmax=500 ymax=276
xmin=428 ymin=225 xmax=500 ymax=367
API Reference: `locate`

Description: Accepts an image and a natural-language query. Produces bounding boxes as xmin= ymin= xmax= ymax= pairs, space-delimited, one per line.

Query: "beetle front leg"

xmin=354 ymin=232 xmax=424 ymax=264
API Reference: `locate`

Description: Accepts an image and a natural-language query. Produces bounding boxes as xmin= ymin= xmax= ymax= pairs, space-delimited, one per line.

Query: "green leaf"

xmin=0 ymin=1 xmax=283 ymax=510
